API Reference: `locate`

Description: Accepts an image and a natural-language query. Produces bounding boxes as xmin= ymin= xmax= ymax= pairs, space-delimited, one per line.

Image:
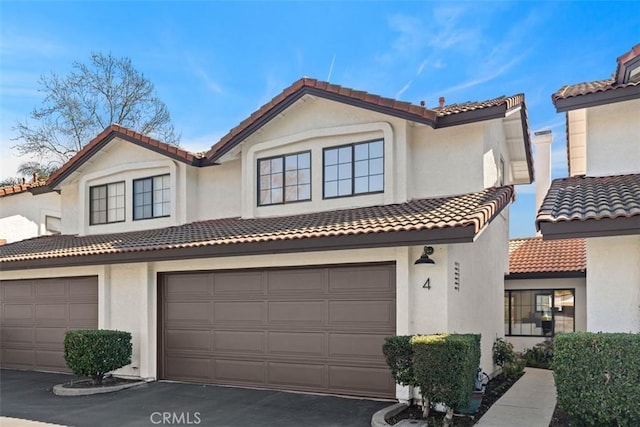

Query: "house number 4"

xmin=422 ymin=278 xmax=431 ymax=290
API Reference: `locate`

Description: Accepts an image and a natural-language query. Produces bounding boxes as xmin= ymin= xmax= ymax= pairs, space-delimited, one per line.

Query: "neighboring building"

xmin=0 ymin=179 xmax=61 ymax=244
xmin=505 ymin=237 xmax=586 ymax=352
xmin=0 ymin=78 xmax=533 ymax=399
xmin=537 ymin=44 xmax=640 ymax=333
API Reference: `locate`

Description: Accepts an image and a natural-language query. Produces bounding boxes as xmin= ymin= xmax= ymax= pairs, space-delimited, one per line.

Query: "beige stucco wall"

xmin=504 ymin=277 xmax=587 ymax=353
xmin=585 ymin=99 xmax=640 ymax=177
xmin=0 ymin=191 xmax=61 ymax=243
xmin=586 ymin=235 xmax=640 ymax=333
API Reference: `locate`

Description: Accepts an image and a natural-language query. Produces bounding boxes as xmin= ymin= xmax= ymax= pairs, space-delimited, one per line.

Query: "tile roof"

xmin=508 ymin=237 xmax=586 ymax=275
xmin=552 ymin=78 xmax=639 ymax=102
xmin=536 ymin=173 xmax=640 ymax=226
xmin=47 ymin=124 xmax=204 ymax=188
xmin=0 ymin=185 xmax=514 ymax=267
xmin=0 ymin=180 xmax=48 ymax=198
xmin=434 ymin=94 xmax=525 ymax=116
xmin=206 ymin=77 xmax=527 ymax=161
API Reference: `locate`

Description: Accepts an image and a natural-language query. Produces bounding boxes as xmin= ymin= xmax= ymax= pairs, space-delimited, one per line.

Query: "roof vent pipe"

xmin=438 ymin=97 xmax=445 ymax=107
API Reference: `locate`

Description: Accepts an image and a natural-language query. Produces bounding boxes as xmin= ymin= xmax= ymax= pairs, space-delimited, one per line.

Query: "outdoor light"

xmin=415 ymin=246 xmax=435 ymax=265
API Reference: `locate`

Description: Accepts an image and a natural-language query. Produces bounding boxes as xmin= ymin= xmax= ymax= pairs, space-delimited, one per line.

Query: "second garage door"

xmin=159 ymin=264 xmax=396 ymax=398
xmin=0 ymin=276 xmax=98 ymax=372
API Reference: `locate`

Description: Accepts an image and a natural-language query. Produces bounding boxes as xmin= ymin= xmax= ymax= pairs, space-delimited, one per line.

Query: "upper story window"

xmin=133 ymin=174 xmax=171 ymax=220
xmin=90 ymin=181 xmax=125 ymax=225
xmin=258 ymin=152 xmax=311 ymax=206
xmin=323 ymin=139 xmax=384 ymax=199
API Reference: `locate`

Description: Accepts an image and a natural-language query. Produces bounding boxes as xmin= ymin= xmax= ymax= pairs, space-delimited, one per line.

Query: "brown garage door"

xmin=159 ymin=264 xmax=396 ymax=398
xmin=0 ymin=276 xmax=98 ymax=372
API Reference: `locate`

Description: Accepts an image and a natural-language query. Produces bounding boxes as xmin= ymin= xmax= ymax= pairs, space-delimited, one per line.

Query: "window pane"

xmin=369 ymin=174 xmax=384 ymax=192
xmin=298 ymin=168 xmax=310 ymax=185
xmin=115 ymin=207 xmax=125 ymax=221
xmin=143 ymin=205 xmax=152 ymax=218
xmin=369 ymin=140 xmax=384 ymax=158
xmin=271 ymin=174 xmax=282 ymax=189
xmin=134 ymin=207 xmax=143 ymax=220
xmin=298 ymin=153 xmax=310 ymax=169
xmin=260 ymin=175 xmax=270 ymax=190
xmin=260 ymin=189 xmax=271 ymax=205
xmin=271 ymin=158 xmax=283 ymax=174
xmin=285 ymin=155 xmax=297 ymax=170
xmin=134 ymin=180 xmax=144 ymax=193
xmin=324 ymin=181 xmax=337 ymax=198
xmin=325 ymin=165 xmax=337 ymax=181
xmin=370 ymin=158 xmax=384 ymax=175
xmin=338 ymin=163 xmax=352 ymax=180
xmin=354 ymin=160 xmax=368 ymax=177
xmin=354 ymin=143 xmax=368 ymax=161
xmin=161 ymin=202 xmax=171 ymax=216
xmin=259 ymin=160 xmax=271 ymax=175
xmin=298 ymin=184 xmax=310 ymax=200
xmin=154 ymin=203 xmax=163 ymax=215
xmin=143 ymin=192 xmax=152 ymax=205
xmin=285 ymin=170 xmax=297 ymax=186
xmin=338 ymin=179 xmax=351 ymax=196
xmin=354 ymin=177 xmax=368 ymax=194
xmin=324 ymin=149 xmax=338 ymax=166
xmin=143 ymin=179 xmax=152 ymax=192
xmin=271 ymin=187 xmax=283 ymax=204
xmin=338 ymin=147 xmax=352 ymax=163
xmin=285 ymin=186 xmax=298 ymax=202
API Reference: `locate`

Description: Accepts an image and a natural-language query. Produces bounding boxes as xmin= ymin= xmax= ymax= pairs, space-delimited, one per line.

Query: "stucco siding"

xmin=0 ymin=191 xmax=61 ymax=243
xmin=586 ymin=99 xmax=640 ymax=177
xmin=586 ymin=235 xmax=640 ymax=332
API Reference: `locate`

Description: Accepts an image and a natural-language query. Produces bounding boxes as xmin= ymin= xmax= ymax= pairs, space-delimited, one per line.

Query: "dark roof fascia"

xmin=519 ymin=104 xmax=534 ymax=183
xmin=554 ymin=85 xmax=640 ymax=112
xmin=505 ymin=271 xmax=586 ymax=280
xmin=0 ymin=225 xmax=477 ymax=271
xmin=210 ymin=87 xmax=439 ymax=162
xmin=48 ymin=131 xmax=204 ymax=189
xmin=539 ymin=216 xmax=640 ymax=240
xmin=29 ymin=185 xmax=56 ymax=195
xmin=434 ymin=104 xmax=508 ymax=128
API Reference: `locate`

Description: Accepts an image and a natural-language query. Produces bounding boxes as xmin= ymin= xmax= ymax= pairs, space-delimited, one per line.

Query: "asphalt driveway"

xmin=0 ymin=369 xmax=392 ymax=427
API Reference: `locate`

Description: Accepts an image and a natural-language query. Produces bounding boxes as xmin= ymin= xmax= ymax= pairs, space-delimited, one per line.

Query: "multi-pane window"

xmin=323 ymin=139 xmax=384 ymax=198
xmin=90 ymin=182 xmax=125 ymax=225
xmin=133 ymin=174 xmax=171 ymax=220
xmin=258 ymin=152 xmax=311 ymax=206
xmin=504 ymin=289 xmax=575 ymax=337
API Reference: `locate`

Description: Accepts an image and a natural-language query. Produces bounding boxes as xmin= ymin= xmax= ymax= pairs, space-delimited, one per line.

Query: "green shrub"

xmin=492 ymin=337 xmax=516 ymax=370
xmin=64 ymin=329 xmax=132 ymax=385
xmin=504 ymin=357 xmax=525 ymax=377
xmin=554 ymin=332 xmax=640 ymax=426
xmin=382 ymin=335 xmax=416 ymax=387
xmin=411 ymin=334 xmax=480 ymax=419
xmin=523 ymin=339 xmax=553 ymax=369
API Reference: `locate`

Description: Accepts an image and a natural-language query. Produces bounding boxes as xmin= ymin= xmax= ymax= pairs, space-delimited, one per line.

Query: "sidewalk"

xmin=475 ymin=368 xmax=556 ymax=427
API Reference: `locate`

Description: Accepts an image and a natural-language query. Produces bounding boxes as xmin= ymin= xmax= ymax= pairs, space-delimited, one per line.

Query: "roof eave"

xmin=435 ymin=104 xmax=508 ymax=128
xmin=553 ymin=85 xmax=640 ymax=112
xmin=0 ymin=225 xmax=477 ymax=271
xmin=505 ymin=270 xmax=586 ymax=280
xmin=538 ymin=216 xmax=640 ymax=240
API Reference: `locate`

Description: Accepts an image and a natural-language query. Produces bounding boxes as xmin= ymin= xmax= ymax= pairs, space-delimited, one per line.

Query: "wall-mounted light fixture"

xmin=414 ymin=246 xmax=435 ymax=265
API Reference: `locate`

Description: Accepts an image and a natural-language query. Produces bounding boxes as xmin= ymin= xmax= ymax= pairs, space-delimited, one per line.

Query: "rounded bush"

xmin=64 ymin=329 xmax=132 ymax=385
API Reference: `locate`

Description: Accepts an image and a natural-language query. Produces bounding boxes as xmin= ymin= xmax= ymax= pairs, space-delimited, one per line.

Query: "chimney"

xmin=534 ymin=130 xmax=553 ymax=232
xmin=438 ymin=96 xmax=445 ymax=107
xmin=420 ymin=100 xmax=425 ymax=107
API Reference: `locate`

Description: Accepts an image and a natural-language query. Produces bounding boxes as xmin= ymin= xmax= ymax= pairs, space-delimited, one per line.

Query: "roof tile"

xmin=0 ymin=180 xmax=48 ymax=198
xmin=509 ymin=237 xmax=586 ymax=274
xmin=0 ymin=186 xmax=514 ymax=264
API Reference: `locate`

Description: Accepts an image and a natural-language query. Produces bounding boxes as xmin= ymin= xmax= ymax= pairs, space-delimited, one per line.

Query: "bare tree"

xmin=12 ymin=52 xmax=180 ymax=173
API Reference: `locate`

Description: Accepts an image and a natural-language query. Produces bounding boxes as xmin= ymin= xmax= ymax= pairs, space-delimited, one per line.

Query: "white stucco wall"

xmin=504 ymin=277 xmax=587 ymax=352
xmin=586 ymin=235 xmax=640 ymax=332
xmin=0 ymin=191 xmax=61 ymax=243
xmin=585 ymin=99 xmax=640 ymax=177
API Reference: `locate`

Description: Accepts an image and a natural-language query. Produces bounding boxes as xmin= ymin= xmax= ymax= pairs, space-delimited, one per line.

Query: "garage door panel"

xmin=329 ymin=300 xmax=395 ymax=324
xmin=268 ymin=301 xmax=323 ymax=324
xmin=329 ymin=365 xmax=396 ymax=394
xmin=214 ymin=272 xmax=262 ymax=294
xmin=1 ymin=276 xmax=98 ymax=372
xmin=214 ymin=302 xmax=263 ymax=323
xmin=214 ymin=359 xmax=265 ymax=384
xmin=213 ymin=330 xmax=264 ymax=353
xmin=268 ymin=362 xmax=325 ymax=388
xmin=268 ymin=332 xmax=324 ymax=356
xmin=2 ymin=326 xmax=33 ymax=344
xmin=329 ymin=267 xmax=395 ymax=293
xmin=267 ymin=270 xmax=324 ymax=293
xmin=166 ymin=356 xmax=212 ymax=380
xmin=166 ymin=302 xmax=212 ymax=322
xmin=165 ymin=274 xmax=211 ymax=297
xmin=2 ymin=282 xmax=33 ymax=299
xmin=3 ymin=304 xmax=34 ymax=321
xmin=36 ymin=304 xmax=67 ymax=321
xmin=166 ymin=329 xmax=211 ymax=351
xmin=161 ymin=264 xmax=396 ymax=398
xmin=35 ymin=280 xmax=66 ymax=298
xmin=329 ymin=333 xmax=390 ymax=360
xmin=69 ymin=303 xmax=98 ymax=321
xmin=35 ymin=350 xmax=66 ymax=371
xmin=35 ymin=327 xmax=67 ymax=345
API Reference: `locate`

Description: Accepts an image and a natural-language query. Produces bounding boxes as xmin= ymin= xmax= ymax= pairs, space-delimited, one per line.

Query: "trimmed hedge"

xmin=411 ymin=334 xmax=481 ymax=414
xmin=554 ymin=332 xmax=640 ymax=426
xmin=64 ymin=329 xmax=132 ymax=385
xmin=382 ymin=335 xmax=416 ymax=387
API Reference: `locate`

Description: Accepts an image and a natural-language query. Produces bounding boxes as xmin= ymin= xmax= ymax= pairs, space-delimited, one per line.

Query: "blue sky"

xmin=1 ymin=1 xmax=638 ymax=237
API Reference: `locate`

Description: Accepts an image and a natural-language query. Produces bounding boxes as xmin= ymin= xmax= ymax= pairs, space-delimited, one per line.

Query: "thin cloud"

xmin=396 ymin=80 xmax=413 ymax=98
xmin=185 ymin=55 xmax=223 ymax=95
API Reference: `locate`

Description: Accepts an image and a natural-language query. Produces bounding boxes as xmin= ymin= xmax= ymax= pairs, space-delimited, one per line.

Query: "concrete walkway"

xmin=476 ymin=368 xmax=556 ymax=427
